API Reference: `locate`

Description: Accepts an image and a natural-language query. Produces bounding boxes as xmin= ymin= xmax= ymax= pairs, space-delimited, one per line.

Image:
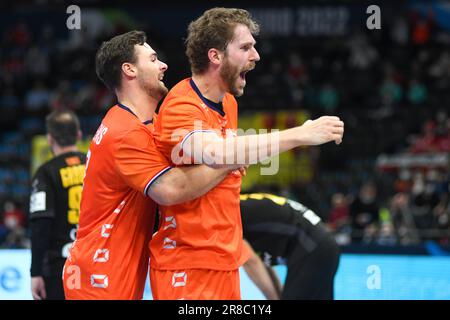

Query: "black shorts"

xmin=282 ymin=235 xmax=341 ymax=300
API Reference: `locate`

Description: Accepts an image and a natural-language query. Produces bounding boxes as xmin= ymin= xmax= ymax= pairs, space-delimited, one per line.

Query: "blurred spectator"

xmin=407 ymin=78 xmax=427 ymax=105
xmin=432 ymin=111 xmax=450 ymax=152
xmin=376 ymin=219 xmax=398 ymax=246
xmin=0 ymin=213 xmax=8 ymax=245
xmin=74 ymin=83 xmax=96 ymax=114
xmin=3 ymin=200 xmax=26 ymax=229
xmin=394 ymin=169 xmax=413 ymax=193
xmin=7 ymin=22 xmax=31 ymax=48
xmin=410 ymin=170 xmax=440 ymax=233
xmin=327 ymin=193 xmax=350 ymax=232
xmin=1 ymin=50 xmax=26 ymax=77
xmin=412 ymin=19 xmax=431 ymax=45
xmin=286 ymin=52 xmax=307 ymax=85
xmin=0 ymin=86 xmax=20 ymax=127
xmin=431 ymin=193 xmax=450 ymax=245
xmin=428 ymin=51 xmax=450 ymax=79
xmin=93 ymin=85 xmax=115 ymax=111
xmin=348 ymin=33 xmax=378 ymax=70
xmin=25 ymin=81 xmax=50 ymax=114
xmin=380 ymin=73 xmax=403 ymax=106
xmin=0 ymin=86 xmax=20 ymax=109
xmin=1 ymin=200 xmax=28 ymax=248
xmin=434 ymin=110 xmax=448 ymax=137
xmin=391 ymin=16 xmax=409 ymax=45
xmin=350 ymin=182 xmax=380 ymax=242
xmin=3 ymin=226 xmax=29 ymax=248
xmin=286 ymin=53 xmax=307 ymax=104
xmin=25 ymin=45 xmax=50 ymax=78
xmin=50 ymin=80 xmax=76 ymax=111
xmin=318 ymin=83 xmax=339 ymax=113
xmin=410 ymin=121 xmax=439 ymax=153
xmin=347 ymin=33 xmax=378 ymax=70
xmin=410 ymin=112 xmax=450 ymax=153
xmin=411 ymin=12 xmax=434 ymax=47
xmin=389 ymin=192 xmax=420 ymax=245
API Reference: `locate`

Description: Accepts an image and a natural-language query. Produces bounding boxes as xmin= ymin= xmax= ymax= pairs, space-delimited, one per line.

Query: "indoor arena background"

xmin=0 ymin=0 xmax=449 ymax=300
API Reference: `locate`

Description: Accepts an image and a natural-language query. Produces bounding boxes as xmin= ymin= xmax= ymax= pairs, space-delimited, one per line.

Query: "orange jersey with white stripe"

xmin=63 ymin=104 xmax=171 ymax=300
xmin=150 ymin=78 xmax=248 ymax=271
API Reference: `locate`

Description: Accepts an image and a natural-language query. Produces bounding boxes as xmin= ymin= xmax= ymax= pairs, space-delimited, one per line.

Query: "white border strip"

xmin=179 ymin=129 xmax=217 ymax=151
xmin=144 ymin=166 xmax=172 ymax=196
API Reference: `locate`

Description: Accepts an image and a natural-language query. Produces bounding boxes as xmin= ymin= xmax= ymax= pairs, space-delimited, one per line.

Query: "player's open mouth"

xmin=240 ymin=70 xmax=249 ymax=80
xmin=240 ymin=66 xmax=254 ymax=81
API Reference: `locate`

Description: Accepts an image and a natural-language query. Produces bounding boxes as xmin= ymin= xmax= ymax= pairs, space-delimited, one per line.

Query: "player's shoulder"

xmin=97 ymin=105 xmax=150 ymax=143
xmin=60 ymin=151 xmax=86 ymax=166
xmin=36 ymin=154 xmax=64 ymax=173
xmin=37 ymin=152 xmax=85 ymax=175
xmin=223 ymin=92 xmax=238 ymax=106
xmin=160 ymin=78 xmax=203 ymax=112
xmin=103 ymin=105 xmax=139 ymax=129
xmin=32 ymin=161 xmax=51 ymax=181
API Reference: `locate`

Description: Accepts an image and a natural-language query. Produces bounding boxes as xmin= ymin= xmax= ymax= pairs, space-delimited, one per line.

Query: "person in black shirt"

xmin=240 ymin=193 xmax=340 ymax=300
xmin=350 ymin=182 xmax=380 ymax=243
xmin=29 ymin=110 xmax=86 ymax=300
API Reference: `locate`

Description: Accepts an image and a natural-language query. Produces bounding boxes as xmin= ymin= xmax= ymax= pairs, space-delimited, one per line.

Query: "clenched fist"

xmin=299 ymin=116 xmax=344 ymax=146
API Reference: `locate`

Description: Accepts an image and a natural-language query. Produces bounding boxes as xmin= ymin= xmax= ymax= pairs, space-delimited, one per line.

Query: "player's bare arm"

xmin=242 ymin=240 xmax=280 ymax=300
xmin=147 ymin=164 xmax=242 ymax=205
xmin=182 ymin=116 xmax=344 ymax=167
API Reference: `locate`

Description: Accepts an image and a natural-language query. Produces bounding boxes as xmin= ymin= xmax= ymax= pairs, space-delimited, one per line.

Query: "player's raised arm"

xmin=182 ymin=116 xmax=344 ymax=167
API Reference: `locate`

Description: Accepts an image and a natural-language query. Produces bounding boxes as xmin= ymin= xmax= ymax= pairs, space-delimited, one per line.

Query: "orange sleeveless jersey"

xmin=63 ymin=105 xmax=171 ymax=300
xmin=150 ymin=78 xmax=249 ymax=271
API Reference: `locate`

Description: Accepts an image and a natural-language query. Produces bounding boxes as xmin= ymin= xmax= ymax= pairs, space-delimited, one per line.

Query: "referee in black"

xmin=29 ymin=110 xmax=86 ymax=300
xmin=241 ymin=193 xmax=340 ymax=300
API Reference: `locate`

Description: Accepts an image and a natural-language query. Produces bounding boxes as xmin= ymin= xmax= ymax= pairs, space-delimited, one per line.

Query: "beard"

xmin=220 ymin=57 xmax=243 ymax=97
xmin=138 ymin=73 xmax=168 ymax=101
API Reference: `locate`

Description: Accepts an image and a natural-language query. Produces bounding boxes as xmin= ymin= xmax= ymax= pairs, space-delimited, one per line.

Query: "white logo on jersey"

xmin=287 ymin=199 xmax=322 ymax=225
xmin=30 ymin=191 xmax=46 ymax=213
xmin=303 ymin=210 xmax=321 ymax=225
xmin=113 ymin=200 xmax=126 ymax=214
xmin=163 ymin=216 xmax=177 ymax=230
xmin=172 ymin=272 xmax=187 ymax=287
xmin=93 ymin=124 xmax=108 ymax=145
xmin=163 ymin=237 xmax=177 ymax=249
xmin=101 ymin=224 xmax=113 ymax=238
xmin=93 ymin=249 xmax=110 ymax=262
xmin=287 ymin=199 xmax=307 ymax=212
xmin=91 ymin=275 xmax=108 ymax=288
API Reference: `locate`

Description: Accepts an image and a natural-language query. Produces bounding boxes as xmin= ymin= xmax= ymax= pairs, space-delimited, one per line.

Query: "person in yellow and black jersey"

xmin=29 ymin=110 xmax=85 ymax=300
xmin=240 ymin=193 xmax=340 ymax=300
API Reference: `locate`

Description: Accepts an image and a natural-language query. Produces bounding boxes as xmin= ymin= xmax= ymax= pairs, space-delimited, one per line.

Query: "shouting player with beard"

xmin=150 ymin=8 xmax=345 ymax=300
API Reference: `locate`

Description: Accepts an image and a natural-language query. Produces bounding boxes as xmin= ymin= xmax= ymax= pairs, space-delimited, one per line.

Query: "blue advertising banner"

xmin=2 ymin=250 xmax=450 ymax=300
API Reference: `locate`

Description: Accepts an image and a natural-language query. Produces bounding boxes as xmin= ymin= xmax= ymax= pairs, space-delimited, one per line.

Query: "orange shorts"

xmin=150 ymin=268 xmax=241 ymax=300
xmin=63 ymin=259 xmax=146 ymax=300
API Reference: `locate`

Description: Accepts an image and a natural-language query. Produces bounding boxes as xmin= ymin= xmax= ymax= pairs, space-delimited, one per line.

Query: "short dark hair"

xmin=186 ymin=8 xmax=260 ymax=75
xmin=95 ymin=30 xmax=147 ymax=91
xmin=46 ymin=110 xmax=80 ymax=147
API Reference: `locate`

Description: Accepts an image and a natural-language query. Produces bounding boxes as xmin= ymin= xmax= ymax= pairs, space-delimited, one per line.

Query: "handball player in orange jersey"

xmin=150 ymin=8 xmax=345 ymax=300
xmin=62 ymin=31 xmax=242 ymax=300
